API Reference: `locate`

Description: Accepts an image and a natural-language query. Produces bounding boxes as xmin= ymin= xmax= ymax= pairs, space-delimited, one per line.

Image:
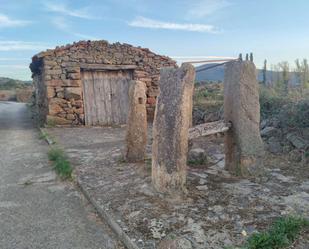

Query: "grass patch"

xmin=231 ymin=216 xmax=309 ymax=249
xmin=39 ymin=132 xmax=48 ymax=140
xmin=145 ymin=158 xmax=152 ymax=172
xmin=46 ymin=118 xmax=56 ymax=128
xmin=187 ymin=158 xmax=207 ymax=166
xmin=48 ymin=147 xmax=72 ymax=180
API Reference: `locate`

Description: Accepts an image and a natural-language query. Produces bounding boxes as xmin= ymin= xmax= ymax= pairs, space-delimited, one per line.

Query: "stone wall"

xmin=30 ymin=40 xmax=177 ymax=125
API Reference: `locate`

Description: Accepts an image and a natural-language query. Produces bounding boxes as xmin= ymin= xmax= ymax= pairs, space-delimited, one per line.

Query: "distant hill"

xmin=195 ymin=63 xmax=299 ymax=85
xmin=0 ymin=77 xmax=32 ymax=90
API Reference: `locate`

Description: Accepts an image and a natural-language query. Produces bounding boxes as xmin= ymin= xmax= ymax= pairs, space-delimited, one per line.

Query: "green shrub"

xmin=259 ymin=86 xmax=288 ymax=119
xmin=259 ymin=85 xmax=309 ymax=129
xmin=48 ymin=147 xmax=64 ymax=161
xmin=48 ymin=147 xmax=72 ymax=179
xmin=239 ymin=216 xmax=309 ymax=249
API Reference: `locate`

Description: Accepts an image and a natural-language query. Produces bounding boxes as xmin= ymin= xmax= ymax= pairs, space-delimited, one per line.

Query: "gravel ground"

xmin=47 ymin=125 xmax=309 ymax=249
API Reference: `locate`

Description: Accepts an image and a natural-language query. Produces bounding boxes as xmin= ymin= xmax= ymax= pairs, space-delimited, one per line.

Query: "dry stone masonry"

xmin=125 ymin=80 xmax=147 ymax=162
xmin=152 ymin=63 xmax=195 ymax=194
xmin=224 ymin=60 xmax=264 ymax=176
xmin=30 ymin=40 xmax=177 ymax=125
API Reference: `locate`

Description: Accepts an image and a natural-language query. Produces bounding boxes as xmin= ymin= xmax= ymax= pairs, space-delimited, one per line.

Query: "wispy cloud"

xmin=51 ymin=16 xmax=98 ymax=40
xmin=44 ymin=2 xmax=98 ymax=20
xmin=0 ymin=14 xmax=31 ymax=28
xmin=51 ymin=16 xmax=70 ymax=30
xmin=0 ymin=64 xmax=28 ymax=69
xmin=128 ymin=16 xmax=218 ymax=33
xmin=187 ymin=0 xmax=232 ymax=19
xmin=0 ymin=58 xmax=29 ymax=61
xmin=0 ymin=41 xmax=51 ymax=51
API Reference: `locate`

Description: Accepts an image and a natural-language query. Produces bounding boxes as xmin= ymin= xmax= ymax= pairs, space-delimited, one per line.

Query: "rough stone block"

xmin=46 ymin=87 xmax=55 ymax=98
xmin=45 ymin=69 xmax=62 ymax=75
xmin=152 ymin=63 xmax=195 ymax=194
xmin=147 ymin=97 xmax=156 ymax=105
xmin=46 ymin=115 xmax=71 ymax=125
xmin=66 ymin=67 xmax=80 ymax=73
xmin=45 ymin=79 xmax=63 ymax=87
xmin=49 ymin=102 xmax=63 ymax=115
xmin=64 ymin=87 xmax=82 ymax=100
xmin=66 ymin=114 xmax=75 ymax=120
xmin=63 ymin=79 xmax=81 ymax=87
xmin=224 ymin=61 xmax=264 ymax=176
xmin=67 ymin=72 xmax=80 ymax=80
xmin=125 ymin=80 xmax=147 ymax=162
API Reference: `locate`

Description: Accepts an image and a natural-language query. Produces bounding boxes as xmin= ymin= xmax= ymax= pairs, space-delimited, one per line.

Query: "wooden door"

xmin=81 ymin=70 xmax=132 ymax=126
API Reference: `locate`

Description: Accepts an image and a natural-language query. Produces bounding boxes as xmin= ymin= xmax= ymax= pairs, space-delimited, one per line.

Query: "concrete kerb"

xmin=40 ymin=128 xmax=140 ymax=249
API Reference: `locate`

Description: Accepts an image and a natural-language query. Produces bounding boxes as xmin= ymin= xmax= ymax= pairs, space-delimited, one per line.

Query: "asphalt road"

xmin=0 ymin=102 xmax=121 ymax=249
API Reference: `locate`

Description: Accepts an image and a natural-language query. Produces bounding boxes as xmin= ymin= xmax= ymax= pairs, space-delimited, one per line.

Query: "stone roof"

xmin=30 ymin=40 xmax=175 ymax=73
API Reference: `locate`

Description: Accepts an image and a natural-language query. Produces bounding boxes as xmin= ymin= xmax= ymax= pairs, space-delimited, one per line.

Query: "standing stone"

xmin=152 ymin=63 xmax=195 ymax=193
xmin=224 ymin=61 xmax=264 ymax=176
xmin=125 ymin=80 xmax=147 ymax=162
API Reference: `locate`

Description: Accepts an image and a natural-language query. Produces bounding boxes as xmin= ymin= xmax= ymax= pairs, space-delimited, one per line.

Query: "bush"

xmin=259 ymin=86 xmax=288 ymax=119
xmin=48 ymin=147 xmax=72 ymax=179
xmin=259 ymin=85 xmax=309 ymax=129
xmin=244 ymin=216 xmax=309 ymax=249
xmin=227 ymin=216 xmax=309 ymax=249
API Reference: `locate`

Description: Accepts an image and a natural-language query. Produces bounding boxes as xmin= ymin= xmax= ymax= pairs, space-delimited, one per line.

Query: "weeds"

xmin=145 ymin=158 xmax=152 ymax=172
xmin=187 ymin=158 xmax=207 ymax=166
xmin=230 ymin=216 xmax=309 ymax=249
xmin=48 ymin=147 xmax=72 ymax=179
xmin=46 ymin=118 xmax=56 ymax=128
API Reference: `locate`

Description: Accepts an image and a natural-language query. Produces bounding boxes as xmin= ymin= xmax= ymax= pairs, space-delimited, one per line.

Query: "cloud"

xmin=51 ymin=17 xmax=98 ymax=40
xmin=0 ymin=64 xmax=28 ymax=69
xmin=128 ymin=16 xmax=218 ymax=33
xmin=0 ymin=41 xmax=51 ymax=51
xmin=187 ymin=0 xmax=232 ymax=19
xmin=0 ymin=14 xmax=31 ymax=28
xmin=0 ymin=58 xmax=29 ymax=61
xmin=44 ymin=2 xmax=97 ymax=20
xmin=51 ymin=16 xmax=70 ymax=30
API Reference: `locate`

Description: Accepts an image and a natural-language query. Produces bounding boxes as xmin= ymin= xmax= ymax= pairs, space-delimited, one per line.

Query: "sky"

xmin=1 ymin=0 xmax=309 ymax=80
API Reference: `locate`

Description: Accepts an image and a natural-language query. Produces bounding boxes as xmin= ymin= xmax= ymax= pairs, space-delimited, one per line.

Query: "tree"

xmin=294 ymin=58 xmax=309 ymax=92
xmin=301 ymin=59 xmax=309 ymax=89
xmin=263 ymin=59 xmax=267 ymax=85
xmin=277 ymin=61 xmax=290 ymax=95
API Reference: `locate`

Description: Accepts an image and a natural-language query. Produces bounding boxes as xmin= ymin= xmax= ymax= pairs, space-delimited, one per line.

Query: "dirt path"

xmin=0 ymin=102 xmax=122 ymax=249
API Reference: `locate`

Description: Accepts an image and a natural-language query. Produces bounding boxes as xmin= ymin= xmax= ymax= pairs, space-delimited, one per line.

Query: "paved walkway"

xmin=0 ymin=102 xmax=122 ymax=249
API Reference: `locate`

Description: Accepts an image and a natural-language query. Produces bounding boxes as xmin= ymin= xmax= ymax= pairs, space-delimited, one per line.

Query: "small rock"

xmin=196 ymin=185 xmax=208 ymax=191
xmin=286 ymin=133 xmax=307 ymax=149
xmin=184 ymin=218 xmax=206 ymax=244
xmin=158 ymin=237 xmax=192 ymax=249
xmin=267 ymin=137 xmax=282 ymax=154
xmin=188 ymin=148 xmax=207 ymax=165
xmin=260 ymin=119 xmax=269 ymax=129
xmin=282 ymin=143 xmax=293 ymax=153
xmin=64 ymin=87 xmax=82 ymax=100
xmin=289 ymin=149 xmax=302 ymax=162
xmin=261 ymin=126 xmax=280 ymax=138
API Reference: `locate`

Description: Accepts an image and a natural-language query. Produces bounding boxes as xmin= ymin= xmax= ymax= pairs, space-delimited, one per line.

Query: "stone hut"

xmin=30 ymin=40 xmax=177 ymax=126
